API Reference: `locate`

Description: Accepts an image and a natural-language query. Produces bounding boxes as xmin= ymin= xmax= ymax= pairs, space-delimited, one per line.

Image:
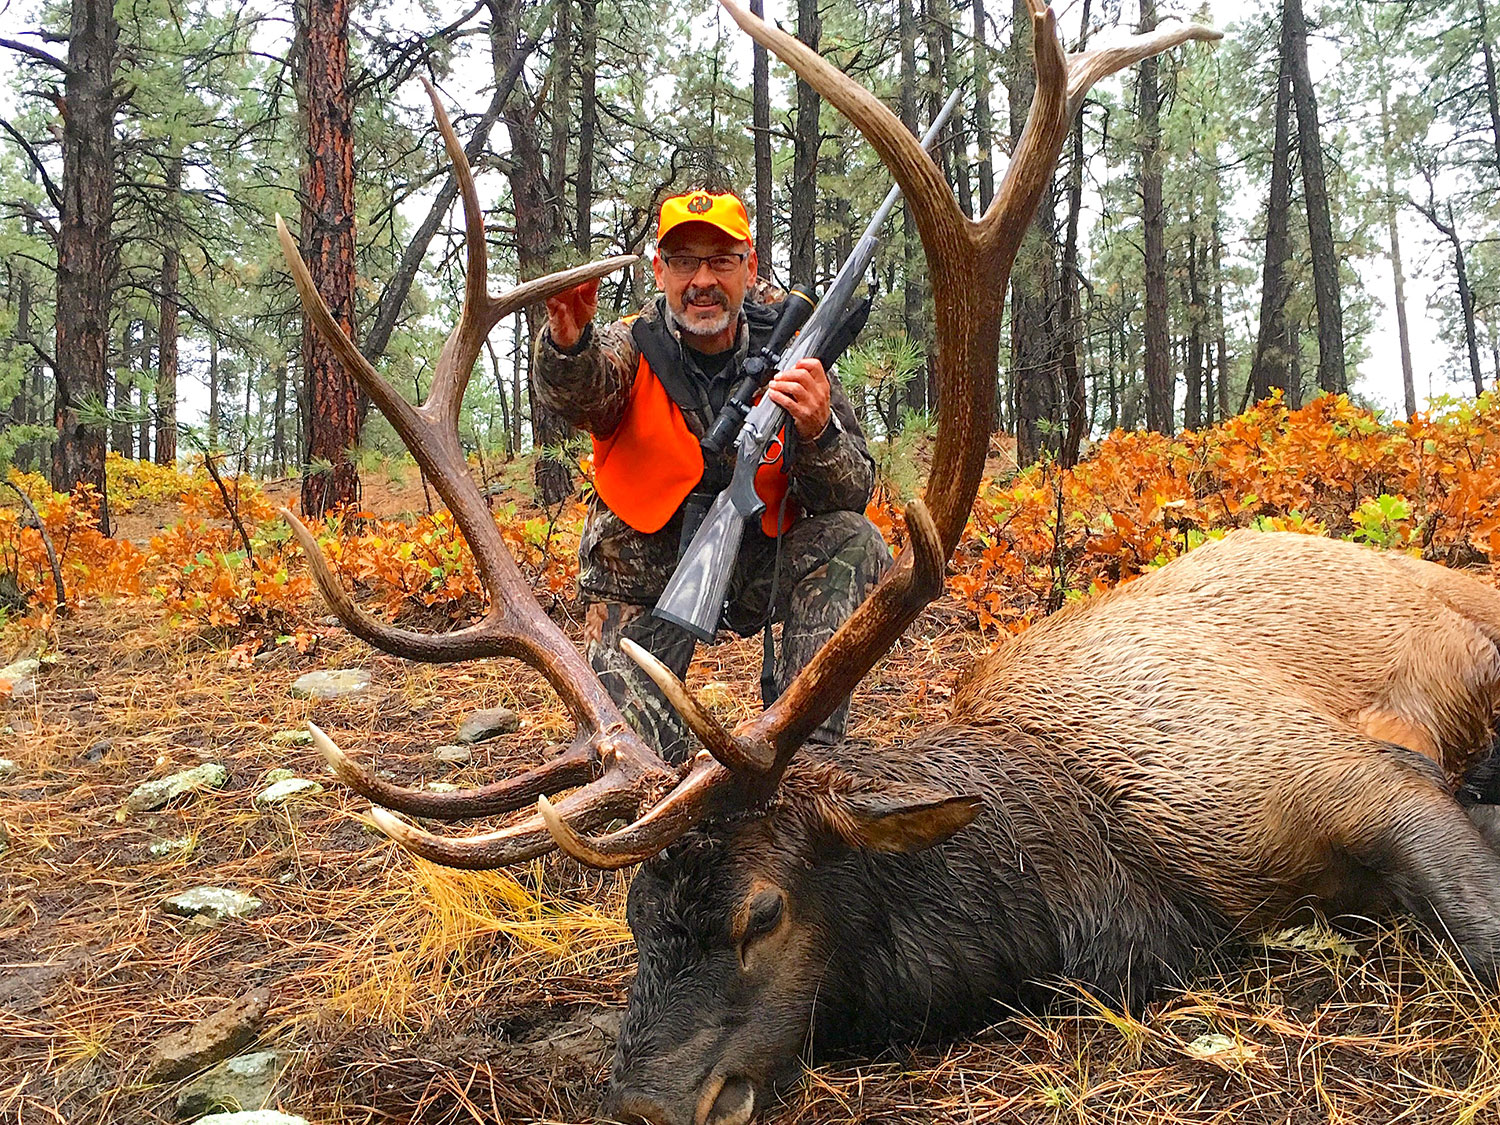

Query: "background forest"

xmin=3 ymin=0 xmax=1499 ymax=523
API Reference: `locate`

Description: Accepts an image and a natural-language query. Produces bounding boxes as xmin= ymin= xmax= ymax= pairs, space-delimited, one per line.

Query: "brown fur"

xmin=605 ymin=532 xmax=1500 ymax=1125
xmin=954 ymin=530 xmax=1500 ymax=923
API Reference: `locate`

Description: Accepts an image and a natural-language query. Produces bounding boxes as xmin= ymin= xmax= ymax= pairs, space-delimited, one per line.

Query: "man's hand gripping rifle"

xmin=654 ymin=89 xmax=962 ymax=642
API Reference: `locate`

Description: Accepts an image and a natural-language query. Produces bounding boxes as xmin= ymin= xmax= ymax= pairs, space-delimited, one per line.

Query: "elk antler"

xmin=540 ymin=1 xmax=1219 ymax=860
xmin=279 ymin=81 xmax=740 ymax=867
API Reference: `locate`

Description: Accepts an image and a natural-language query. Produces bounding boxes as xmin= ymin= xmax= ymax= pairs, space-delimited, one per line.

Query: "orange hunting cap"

xmin=656 ymin=190 xmax=752 ymax=246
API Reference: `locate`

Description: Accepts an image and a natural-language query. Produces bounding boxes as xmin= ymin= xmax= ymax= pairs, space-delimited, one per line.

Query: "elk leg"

xmin=584 ymin=601 xmax=698 ymax=766
xmin=1349 ymin=777 xmax=1500 ymax=975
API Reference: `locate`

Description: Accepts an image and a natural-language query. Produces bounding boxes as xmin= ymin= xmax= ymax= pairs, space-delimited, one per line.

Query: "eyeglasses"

xmin=661 ymin=252 xmax=748 ymax=277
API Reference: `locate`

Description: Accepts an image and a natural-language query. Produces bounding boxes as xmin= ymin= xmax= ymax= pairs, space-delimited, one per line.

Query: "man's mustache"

xmin=683 ymin=285 xmax=727 ymax=307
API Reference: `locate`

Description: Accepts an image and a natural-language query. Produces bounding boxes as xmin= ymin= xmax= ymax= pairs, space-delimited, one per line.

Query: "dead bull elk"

xmin=276 ymin=7 xmax=1500 ymax=1125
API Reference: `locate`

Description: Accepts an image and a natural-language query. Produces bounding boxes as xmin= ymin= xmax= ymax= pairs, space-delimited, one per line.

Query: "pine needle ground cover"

xmin=3 ymin=394 xmax=1500 ymax=1124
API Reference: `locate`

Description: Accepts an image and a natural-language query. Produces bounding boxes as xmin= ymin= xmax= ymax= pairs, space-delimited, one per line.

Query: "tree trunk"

xmin=1479 ymin=0 xmax=1500 ymax=172
xmin=1283 ymin=0 xmax=1345 ymax=394
xmin=1375 ymin=44 xmax=1417 ymax=418
xmin=138 ymin=317 xmax=153 ymax=461
xmin=790 ymin=0 xmax=821 ymax=285
xmin=899 ymin=0 xmax=929 ymax=415
xmin=1138 ymin=0 xmax=1172 ymax=433
xmin=495 ymin=1 xmax=570 ymax=505
xmin=576 ymin=0 xmax=598 ymax=258
xmin=52 ymin=0 xmax=118 ymax=532
xmin=1184 ymin=232 xmax=1205 ymax=430
xmin=1059 ymin=0 xmax=1092 ymax=466
xmin=749 ymin=0 xmax=773 ymax=267
xmin=1009 ymin=0 xmax=1060 ymax=461
xmin=932 ymin=0 xmax=971 ymax=217
xmin=208 ymin=334 xmax=219 ymax=448
xmin=1451 ymin=208 xmax=1485 ymax=397
xmin=296 ymin=0 xmax=361 ymax=516
xmin=112 ymin=322 xmax=133 ymax=457
xmin=1251 ymin=20 xmax=1296 ymax=404
xmin=156 ymin=156 xmax=182 ymax=466
xmin=972 ymin=0 xmax=994 ymax=213
xmin=1214 ymin=217 xmax=1230 ymax=420
xmin=547 ymin=0 xmax=571 ymax=223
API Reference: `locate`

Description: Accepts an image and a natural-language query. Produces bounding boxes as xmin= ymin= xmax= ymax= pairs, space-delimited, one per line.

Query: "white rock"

xmin=162 ymin=887 xmax=262 ymax=921
xmin=122 ymin=763 xmax=229 ymax=815
xmin=254 ymin=778 xmax=324 ymax=806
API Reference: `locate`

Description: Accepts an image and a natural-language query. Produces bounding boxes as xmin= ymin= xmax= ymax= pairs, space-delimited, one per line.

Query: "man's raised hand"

xmin=546 ymin=278 xmax=600 ymax=350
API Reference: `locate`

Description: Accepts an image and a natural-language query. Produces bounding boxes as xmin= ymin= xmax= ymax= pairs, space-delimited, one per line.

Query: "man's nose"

xmin=688 ymin=260 xmax=720 ymax=287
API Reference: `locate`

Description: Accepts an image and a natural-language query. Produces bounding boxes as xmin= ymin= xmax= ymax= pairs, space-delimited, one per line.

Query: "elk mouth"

xmin=601 ymin=1067 xmax=780 ymax=1125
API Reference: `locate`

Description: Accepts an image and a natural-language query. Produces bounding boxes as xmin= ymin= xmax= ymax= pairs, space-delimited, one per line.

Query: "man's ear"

xmin=814 ymin=779 xmax=982 ymax=855
xmin=651 ymin=251 xmax=666 ymax=291
xmin=746 ymin=245 xmax=758 ymax=282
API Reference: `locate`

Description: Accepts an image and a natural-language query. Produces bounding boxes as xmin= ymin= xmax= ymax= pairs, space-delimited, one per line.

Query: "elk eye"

xmin=740 ymin=889 xmax=785 ymax=957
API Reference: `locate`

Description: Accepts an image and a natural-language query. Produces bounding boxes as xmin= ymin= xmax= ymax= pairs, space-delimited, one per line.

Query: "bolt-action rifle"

xmin=654 ymin=89 xmax=962 ymax=642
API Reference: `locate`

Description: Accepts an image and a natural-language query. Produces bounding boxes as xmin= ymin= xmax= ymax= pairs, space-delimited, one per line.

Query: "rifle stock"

xmin=654 ymin=467 xmax=762 ymax=641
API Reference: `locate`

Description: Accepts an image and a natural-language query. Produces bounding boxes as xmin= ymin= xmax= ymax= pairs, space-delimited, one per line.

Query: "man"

xmin=535 ymin=189 xmax=890 ymax=763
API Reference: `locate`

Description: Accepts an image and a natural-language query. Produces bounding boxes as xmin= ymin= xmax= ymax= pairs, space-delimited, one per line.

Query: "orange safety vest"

xmin=592 ymin=353 xmax=799 ymax=538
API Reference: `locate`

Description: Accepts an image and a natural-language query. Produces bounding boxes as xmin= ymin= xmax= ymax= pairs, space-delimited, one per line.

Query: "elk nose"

xmin=597 ymin=1088 xmax=686 ymax=1125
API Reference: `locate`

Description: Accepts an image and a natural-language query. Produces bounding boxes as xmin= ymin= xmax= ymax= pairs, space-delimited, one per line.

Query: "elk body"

xmin=269 ymin=6 xmax=1500 ymax=1125
xmin=603 ymin=529 xmax=1500 ymax=1123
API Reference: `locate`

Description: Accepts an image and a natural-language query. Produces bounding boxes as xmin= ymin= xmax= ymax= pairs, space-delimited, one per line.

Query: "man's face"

xmin=653 ymin=223 xmax=758 ymax=347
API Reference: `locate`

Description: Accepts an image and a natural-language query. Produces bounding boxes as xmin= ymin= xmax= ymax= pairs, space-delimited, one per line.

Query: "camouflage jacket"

xmin=533 ymin=294 xmax=877 ymax=604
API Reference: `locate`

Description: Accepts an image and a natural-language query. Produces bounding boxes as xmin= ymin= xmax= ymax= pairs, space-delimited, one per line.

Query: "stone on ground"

xmin=455 ymin=707 xmax=520 ymax=744
xmin=122 ymin=763 xmax=229 ymax=815
xmin=142 ymin=988 xmax=270 ymax=1083
xmin=253 ymin=778 xmax=323 ymax=806
xmin=175 ymin=1049 xmax=283 ymax=1117
xmin=289 ymin=669 xmax=371 ymax=700
xmin=161 ymin=887 xmax=262 ymax=922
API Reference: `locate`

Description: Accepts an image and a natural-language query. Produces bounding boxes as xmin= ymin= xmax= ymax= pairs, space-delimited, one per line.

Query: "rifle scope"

xmin=699 ymin=288 xmax=817 ymax=458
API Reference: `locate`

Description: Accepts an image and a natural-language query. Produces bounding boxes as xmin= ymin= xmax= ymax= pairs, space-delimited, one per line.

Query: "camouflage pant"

xmin=583 ymin=510 xmax=892 ymax=764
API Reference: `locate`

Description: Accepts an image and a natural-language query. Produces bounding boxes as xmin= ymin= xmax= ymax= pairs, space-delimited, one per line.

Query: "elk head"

xmin=280 ymin=8 xmax=1217 ymax=1123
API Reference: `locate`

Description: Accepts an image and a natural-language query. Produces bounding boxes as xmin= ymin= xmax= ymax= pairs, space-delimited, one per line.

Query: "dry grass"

xmin=2 ymin=571 xmax=1499 ymax=1124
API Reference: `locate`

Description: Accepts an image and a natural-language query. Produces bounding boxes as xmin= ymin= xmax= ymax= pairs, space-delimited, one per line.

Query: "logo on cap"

xmin=687 ymin=194 xmax=713 ymax=214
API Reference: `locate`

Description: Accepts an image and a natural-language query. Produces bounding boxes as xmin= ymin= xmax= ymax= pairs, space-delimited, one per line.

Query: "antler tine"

xmin=310 ymin=722 xmax=598 ymax=820
xmin=539 ymin=754 xmax=731 ymax=869
xmin=367 ymin=777 xmax=637 ymax=870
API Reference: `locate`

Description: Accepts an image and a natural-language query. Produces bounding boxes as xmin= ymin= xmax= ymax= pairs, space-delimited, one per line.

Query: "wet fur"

xmin=611 ymin=532 xmax=1500 ymax=1118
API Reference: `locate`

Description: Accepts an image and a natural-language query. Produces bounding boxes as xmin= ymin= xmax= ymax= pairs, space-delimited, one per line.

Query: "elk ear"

xmin=817 ymin=784 xmax=982 ymax=855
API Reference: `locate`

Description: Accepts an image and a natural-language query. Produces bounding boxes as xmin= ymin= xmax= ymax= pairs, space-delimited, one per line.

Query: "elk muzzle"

xmin=600 ymin=1067 xmax=759 ymax=1125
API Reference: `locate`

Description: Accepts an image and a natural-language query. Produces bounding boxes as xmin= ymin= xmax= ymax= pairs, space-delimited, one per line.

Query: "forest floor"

xmin=5 ymin=467 xmax=1500 ymax=1124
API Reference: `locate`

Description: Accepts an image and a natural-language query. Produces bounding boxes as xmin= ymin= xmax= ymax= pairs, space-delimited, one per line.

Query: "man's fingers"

xmin=545 ymin=279 xmax=600 ymax=349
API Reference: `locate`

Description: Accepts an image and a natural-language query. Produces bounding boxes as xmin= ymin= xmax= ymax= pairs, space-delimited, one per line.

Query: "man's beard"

xmin=668 ymin=284 xmax=740 ymax=338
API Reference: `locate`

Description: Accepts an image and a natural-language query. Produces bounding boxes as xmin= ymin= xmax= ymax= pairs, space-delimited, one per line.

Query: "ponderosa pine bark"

xmin=751 ymin=0 xmax=773 ymax=267
xmin=1283 ymin=0 xmax=1345 ymax=394
xmin=577 ymin=0 xmax=598 ymax=258
xmin=296 ymin=0 xmax=361 ymax=516
xmin=497 ymin=0 xmax=571 ymax=504
xmin=1252 ymin=17 xmax=1296 ymax=404
xmin=1139 ymin=0 xmax=1172 ymax=434
xmin=1009 ymin=0 xmax=1060 ymax=462
xmin=52 ymin=0 xmax=118 ymax=532
xmin=790 ymin=0 xmax=821 ymax=285
xmin=1059 ymin=0 xmax=1092 ymax=466
xmin=156 ymin=154 xmax=182 ymax=466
